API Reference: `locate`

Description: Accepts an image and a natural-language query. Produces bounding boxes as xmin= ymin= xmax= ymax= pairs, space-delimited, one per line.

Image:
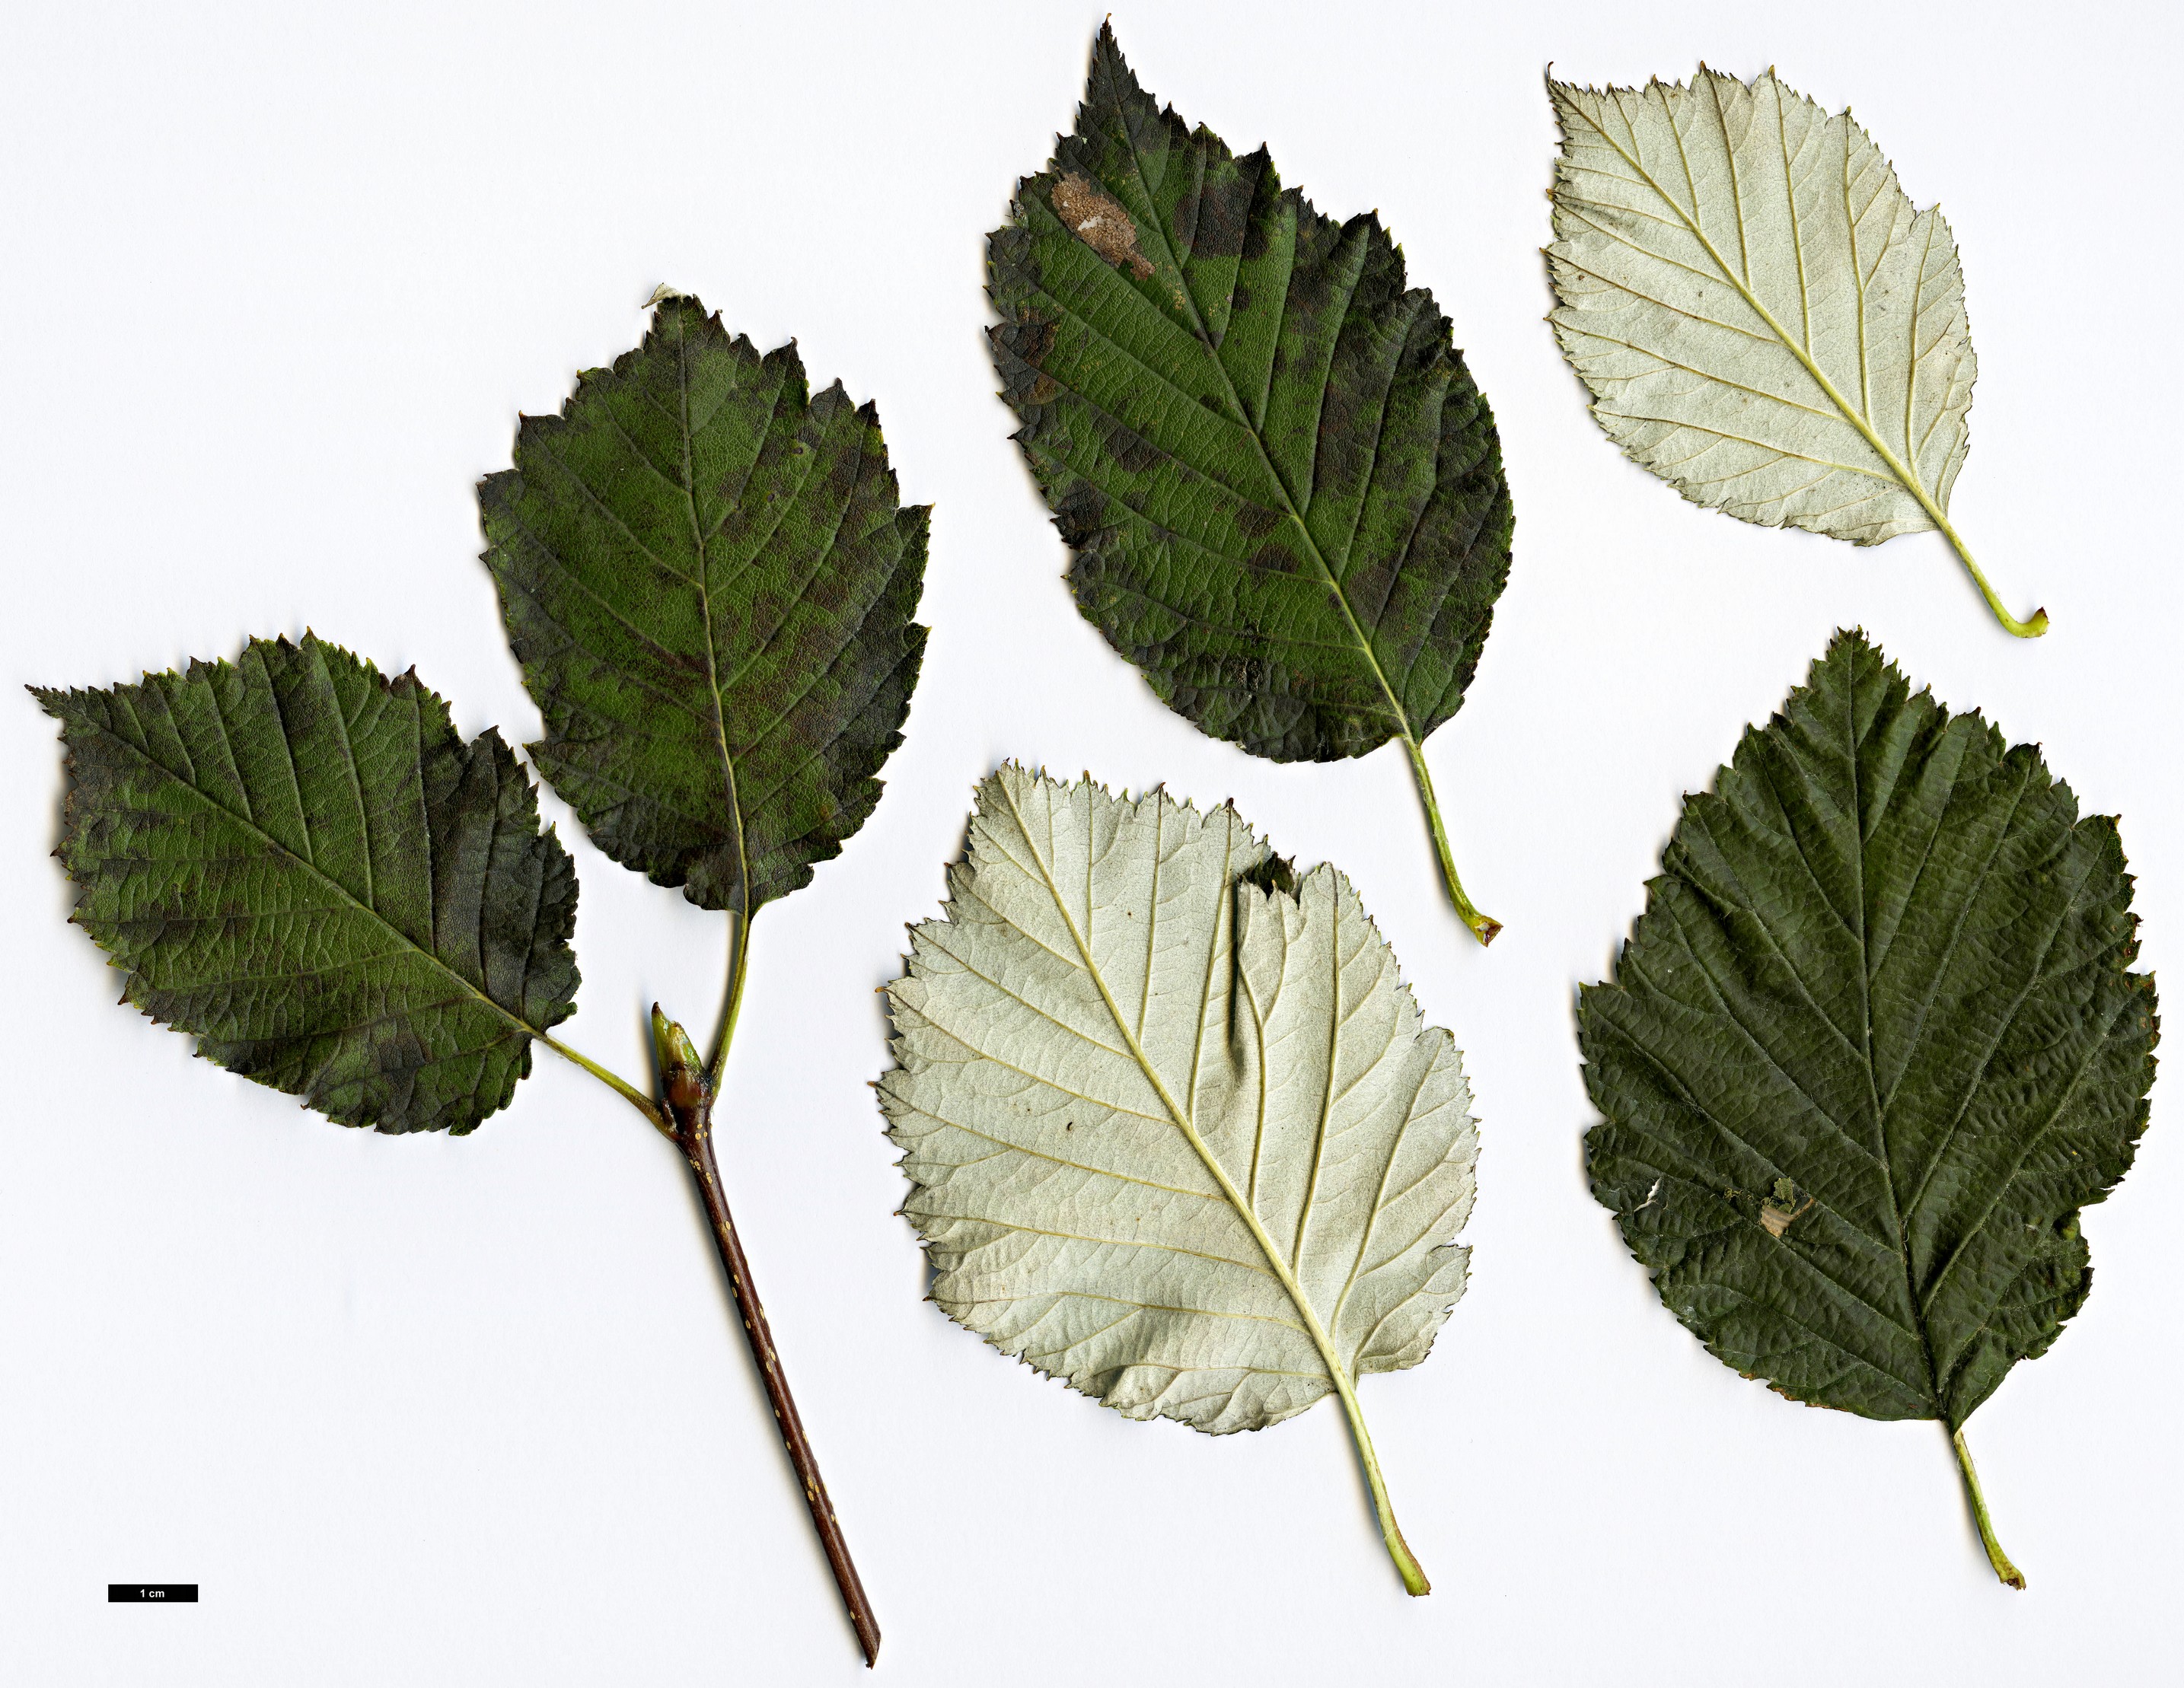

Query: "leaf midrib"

xmin=668 ymin=307 xmax=755 ymax=916
xmin=993 ymin=774 xmax=1357 ymax=1400
xmin=1678 ymin=670 xmax=2104 ymax=1417
xmin=1108 ymin=129 xmax=1424 ymax=758
xmin=75 ymin=714 xmax=554 ymax=1052
xmin=1836 ymin=649 xmax=1945 ymax=1410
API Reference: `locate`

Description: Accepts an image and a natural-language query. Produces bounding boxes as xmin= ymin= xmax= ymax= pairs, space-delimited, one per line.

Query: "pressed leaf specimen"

xmin=1580 ymin=629 xmax=2157 ymax=1587
xmin=38 ymin=291 xmax=924 ymax=1664
xmin=987 ymin=24 xmax=1516 ymax=944
xmin=882 ymin=765 xmax=1478 ymax=1593
xmin=36 ymin=636 xmax=587 ymax=1134
xmin=1545 ymin=68 xmax=2045 ymax=638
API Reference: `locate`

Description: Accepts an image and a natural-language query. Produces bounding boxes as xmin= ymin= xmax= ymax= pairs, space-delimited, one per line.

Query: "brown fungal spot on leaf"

xmin=1051 ymin=173 xmax=1154 ymax=279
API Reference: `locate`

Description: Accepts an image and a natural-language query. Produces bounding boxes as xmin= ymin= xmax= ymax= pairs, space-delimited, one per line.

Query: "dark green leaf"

xmin=480 ymin=291 xmax=929 ymax=917
xmin=985 ymin=26 xmax=1513 ymax=937
xmin=36 ymin=634 xmax=580 ymax=1135
xmin=1580 ymin=630 xmax=2157 ymax=1432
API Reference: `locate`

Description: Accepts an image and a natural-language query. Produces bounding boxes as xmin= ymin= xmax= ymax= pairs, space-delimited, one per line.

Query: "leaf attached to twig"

xmin=480 ymin=289 xmax=929 ymax=917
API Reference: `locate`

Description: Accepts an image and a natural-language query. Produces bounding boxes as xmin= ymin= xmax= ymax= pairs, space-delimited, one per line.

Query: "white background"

xmin=3 ymin=1 xmax=2179 ymax=1682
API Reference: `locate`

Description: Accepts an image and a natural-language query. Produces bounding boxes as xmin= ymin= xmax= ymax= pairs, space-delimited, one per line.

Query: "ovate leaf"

xmin=36 ymin=634 xmax=580 ymax=1135
xmin=988 ymin=25 xmax=1515 ymax=943
xmin=480 ymin=289 xmax=929 ymax=917
xmin=1546 ymin=69 xmax=2045 ymax=637
xmin=882 ymin=765 xmax=1478 ymax=1592
xmin=1579 ymin=629 xmax=2156 ymax=1584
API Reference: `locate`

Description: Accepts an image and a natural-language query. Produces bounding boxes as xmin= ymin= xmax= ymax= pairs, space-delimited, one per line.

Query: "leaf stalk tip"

xmin=1403 ymin=740 xmax=1501 ymax=948
xmin=1950 ymin=1425 xmax=2027 ymax=1591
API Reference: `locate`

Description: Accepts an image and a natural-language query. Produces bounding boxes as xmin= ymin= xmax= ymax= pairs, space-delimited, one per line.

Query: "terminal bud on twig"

xmin=650 ymin=1004 xmax=711 ymax=1124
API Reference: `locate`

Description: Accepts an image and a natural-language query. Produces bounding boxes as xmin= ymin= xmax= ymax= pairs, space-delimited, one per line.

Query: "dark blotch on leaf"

xmin=1103 ymin=420 xmax=1159 ymax=475
xmin=1053 ymin=481 xmax=1110 ymax=549
xmin=1175 ymin=163 xmax=1252 ymax=259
